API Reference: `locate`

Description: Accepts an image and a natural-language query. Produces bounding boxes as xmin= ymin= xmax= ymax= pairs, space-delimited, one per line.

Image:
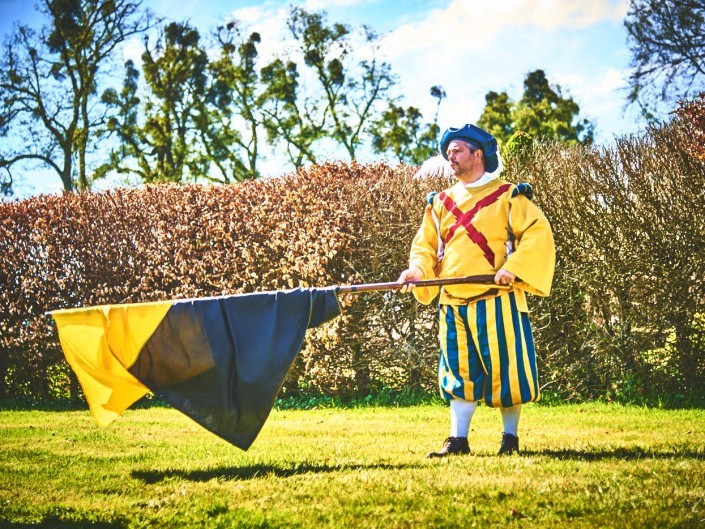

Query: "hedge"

xmin=1 ymin=120 xmax=704 ymax=404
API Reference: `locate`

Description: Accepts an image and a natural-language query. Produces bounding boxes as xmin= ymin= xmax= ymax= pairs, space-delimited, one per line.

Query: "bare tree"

xmin=0 ymin=0 xmax=150 ymax=192
xmin=625 ymin=0 xmax=705 ymax=112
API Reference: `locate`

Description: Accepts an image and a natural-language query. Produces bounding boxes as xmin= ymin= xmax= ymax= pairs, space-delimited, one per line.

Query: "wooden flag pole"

xmin=336 ymin=274 xmax=499 ymax=294
xmin=44 ymin=275 xmax=506 ymax=316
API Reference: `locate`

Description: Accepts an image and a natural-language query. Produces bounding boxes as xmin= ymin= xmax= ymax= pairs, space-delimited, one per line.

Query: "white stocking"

xmin=500 ymin=404 xmax=522 ymax=436
xmin=449 ymin=399 xmax=477 ymax=438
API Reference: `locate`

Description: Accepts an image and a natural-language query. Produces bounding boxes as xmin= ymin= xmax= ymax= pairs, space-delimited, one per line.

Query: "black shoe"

xmin=426 ymin=437 xmax=470 ymax=458
xmin=498 ymin=433 xmax=519 ymax=455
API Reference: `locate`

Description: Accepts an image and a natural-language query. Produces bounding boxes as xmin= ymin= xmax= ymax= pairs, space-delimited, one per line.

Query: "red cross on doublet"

xmin=437 ymin=183 xmax=512 ymax=267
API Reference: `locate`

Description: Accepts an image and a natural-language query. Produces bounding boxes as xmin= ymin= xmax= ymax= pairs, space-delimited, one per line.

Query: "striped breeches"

xmin=438 ymin=291 xmax=540 ymax=408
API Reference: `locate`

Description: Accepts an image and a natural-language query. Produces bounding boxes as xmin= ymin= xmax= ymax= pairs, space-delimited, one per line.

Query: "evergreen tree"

xmin=514 ymin=70 xmax=593 ymax=144
xmin=477 ymin=91 xmax=513 ymax=146
xmin=477 ymin=69 xmax=594 ymax=149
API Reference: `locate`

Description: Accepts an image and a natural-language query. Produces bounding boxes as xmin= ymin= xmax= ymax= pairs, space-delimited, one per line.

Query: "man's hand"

xmin=397 ymin=265 xmax=423 ymax=293
xmin=494 ymin=269 xmax=516 ymax=286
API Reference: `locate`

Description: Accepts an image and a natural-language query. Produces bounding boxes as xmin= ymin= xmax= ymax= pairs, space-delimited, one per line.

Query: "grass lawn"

xmin=1 ymin=402 xmax=704 ymax=528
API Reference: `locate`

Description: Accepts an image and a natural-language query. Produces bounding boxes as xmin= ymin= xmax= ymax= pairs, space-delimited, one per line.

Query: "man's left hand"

xmin=494 ymin=269 xmax=515 ymax=286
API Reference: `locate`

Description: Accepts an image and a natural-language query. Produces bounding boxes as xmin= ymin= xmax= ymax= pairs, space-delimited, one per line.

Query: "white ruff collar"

xmin=464 ymin=172 xmax=497 ymax=188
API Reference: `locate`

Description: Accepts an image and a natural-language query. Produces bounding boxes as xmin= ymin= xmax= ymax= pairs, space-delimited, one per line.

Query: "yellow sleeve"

xmin=501 ymin=194 xmax=556 ymax=297
xmin=408 ymin=203 xmax=440 ymax=305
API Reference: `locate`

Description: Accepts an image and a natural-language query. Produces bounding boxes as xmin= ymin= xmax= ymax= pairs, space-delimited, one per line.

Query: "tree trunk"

xmin=60 ymin=145 xmax=74 ymax=192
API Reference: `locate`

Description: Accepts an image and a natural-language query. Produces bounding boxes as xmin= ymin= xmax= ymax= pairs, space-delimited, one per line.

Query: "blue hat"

xmin=440 ymin=124 xmax=499 ymax=173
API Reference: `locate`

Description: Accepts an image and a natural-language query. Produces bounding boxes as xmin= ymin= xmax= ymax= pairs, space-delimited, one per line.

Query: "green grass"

xmin=1 ymin=403 xmax=704 ymax=528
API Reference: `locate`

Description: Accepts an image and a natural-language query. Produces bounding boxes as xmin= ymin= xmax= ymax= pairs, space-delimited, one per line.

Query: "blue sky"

xmin=1 ymin=0 xmax=647 ymax=198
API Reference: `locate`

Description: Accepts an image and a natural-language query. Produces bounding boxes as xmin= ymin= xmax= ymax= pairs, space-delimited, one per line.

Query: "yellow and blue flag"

xmin=51 ymin=288 xmax=341 ymax=450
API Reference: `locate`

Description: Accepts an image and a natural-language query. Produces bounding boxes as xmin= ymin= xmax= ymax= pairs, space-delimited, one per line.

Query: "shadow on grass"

xmin=518 ymin=447 xmax=705 ymax=461
xmin=0 ymin=397 xmax=171 ymax=413
xmin=0 ymin=516 xmax=127 ymax=528
xmin=131 ymin=461 xmax=416 ymax=484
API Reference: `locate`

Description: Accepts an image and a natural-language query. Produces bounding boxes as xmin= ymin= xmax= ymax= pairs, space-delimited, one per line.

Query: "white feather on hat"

xmin=413 ymin=155 xmax=453 ymax=179
xmin=413 ymin=152 xmax=503 ymax=180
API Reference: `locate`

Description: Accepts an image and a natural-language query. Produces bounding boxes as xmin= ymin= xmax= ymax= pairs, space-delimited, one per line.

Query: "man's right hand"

xmin=396 ymin=265 xmax=424 ymax=293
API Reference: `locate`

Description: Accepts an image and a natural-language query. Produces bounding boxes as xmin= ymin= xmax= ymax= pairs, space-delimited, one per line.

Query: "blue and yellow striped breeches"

xmin=438 ymin=291 xmax=540 ymax=408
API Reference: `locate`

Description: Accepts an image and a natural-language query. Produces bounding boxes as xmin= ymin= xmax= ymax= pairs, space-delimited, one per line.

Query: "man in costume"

xmin=397 ymin=124 xmax=555 ymax=457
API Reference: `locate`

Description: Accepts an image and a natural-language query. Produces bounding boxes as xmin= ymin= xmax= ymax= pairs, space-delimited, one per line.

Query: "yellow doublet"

xmin=409 ymin=179 xmax=555 ymax=305
xmin=408 ymin=177 xmax=555 ymax=406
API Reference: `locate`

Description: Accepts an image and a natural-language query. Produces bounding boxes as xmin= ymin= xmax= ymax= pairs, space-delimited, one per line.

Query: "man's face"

xmin=446 ymin=140 xmax=484 ymax=182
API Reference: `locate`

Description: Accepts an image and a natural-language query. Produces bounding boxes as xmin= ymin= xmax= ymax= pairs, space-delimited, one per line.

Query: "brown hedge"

xmin=0 ymin=162 xmax=440 ymax=400
xmin=502 ymin=120 xmax=705 ymax=399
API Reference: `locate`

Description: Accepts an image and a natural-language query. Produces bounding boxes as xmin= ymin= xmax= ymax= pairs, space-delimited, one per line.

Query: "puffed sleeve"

xmin=501 ymin=192 xmax=555 ymax=297
xmin=408 ymin=197 xmax=441 ymax=305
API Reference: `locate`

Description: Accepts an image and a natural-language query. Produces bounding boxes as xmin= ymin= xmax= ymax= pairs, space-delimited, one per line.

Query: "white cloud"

xmin=516 ymin=0 xmax=628 ymax=29
xmin=376 ymin=0 xmax=635 ymax=140
xmin=382 ymin=0 xmax=627 ymax=59
xmin=596 ymin=67 xmax=628 ymax=93
xmin=120 ymin=35 xmax=144 ymax=65
xmin=583 ymin=70 xmax=627 ymax=113
xmin=552 ymin=68 xmax=628 ymax=108
xmin=551 ymin=72 xmax=586 ymax=93
xmin=227 ymin=4 xmax=290 ymax=60
xmin=230 ymin=5 xmax=278 ymax=25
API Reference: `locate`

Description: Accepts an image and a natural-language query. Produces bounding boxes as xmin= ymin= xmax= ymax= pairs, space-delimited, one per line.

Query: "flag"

xmin=51 ymin=287 xmax=341 ymax=450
